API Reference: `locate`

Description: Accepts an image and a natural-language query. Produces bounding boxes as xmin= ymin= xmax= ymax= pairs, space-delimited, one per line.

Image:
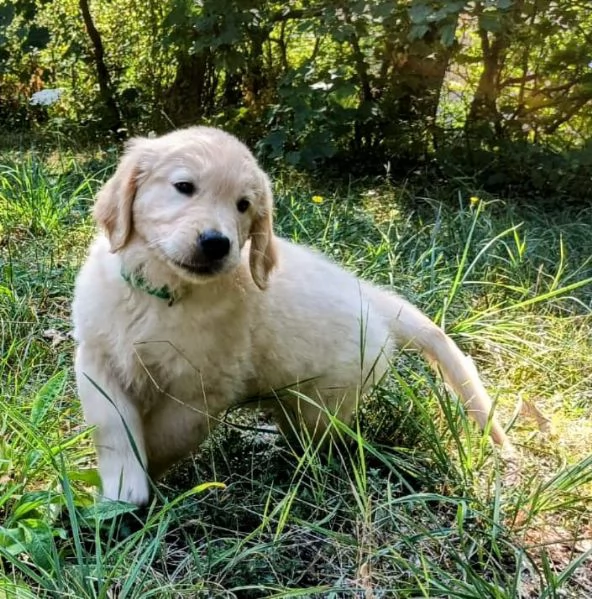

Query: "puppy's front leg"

xmin=75 ymin=345 xmax=150 ymax=505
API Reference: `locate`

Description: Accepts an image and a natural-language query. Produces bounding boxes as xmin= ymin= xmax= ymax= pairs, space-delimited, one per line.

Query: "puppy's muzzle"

xmin=171 ymin=230 xmax=232 ymax=276
xmin=198 ymin=230 xmax=230 ymax=261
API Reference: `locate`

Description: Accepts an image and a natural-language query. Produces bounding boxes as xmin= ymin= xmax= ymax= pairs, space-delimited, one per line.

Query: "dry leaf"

xmin=520 ymin=398 xmax=554 ymax=434
xmin=42 ymin=328 xmax=71 ymax=348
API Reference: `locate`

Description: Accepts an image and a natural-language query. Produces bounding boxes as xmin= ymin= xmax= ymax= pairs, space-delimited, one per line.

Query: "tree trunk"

xmin=466 ymin=1 xmax=524 ymax=137
xmin=243 ymin=28 xmax=272 ymax=116
xmin=162 ymin=51 xmax=210 ymax=128
xmin=380 ymin=20 xmax=458 ymax=161
xmin=340 ymin=2 xmax=373 ymax=104
xmin=396 ymin=27 xmax=455 ymax=127
xmin=466 ymin=29 xmax=507 ymax=136
xmin=78 ymin=0 xmax=123 ymax=134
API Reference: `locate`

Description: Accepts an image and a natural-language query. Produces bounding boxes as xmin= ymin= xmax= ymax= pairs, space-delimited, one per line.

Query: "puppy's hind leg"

xmin=272 ymin=386 xmax=360 ymax=450
xmin=142 ymin=395 xmax=222 ymax=480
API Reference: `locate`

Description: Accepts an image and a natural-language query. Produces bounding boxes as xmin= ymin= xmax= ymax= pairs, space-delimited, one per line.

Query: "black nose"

xmin=198 ymin=230 xmax=230 ymax=261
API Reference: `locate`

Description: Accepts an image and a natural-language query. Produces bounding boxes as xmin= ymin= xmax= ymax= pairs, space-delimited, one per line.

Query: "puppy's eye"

xmin=237 ymin=198 xmax=250 ymax=213
xmin=174 ymin=181 xmax=195 ymax=196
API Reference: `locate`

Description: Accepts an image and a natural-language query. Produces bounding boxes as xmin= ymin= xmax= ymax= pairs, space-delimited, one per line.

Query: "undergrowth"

xmin=0 ymin=148 xmax=590 ymax=598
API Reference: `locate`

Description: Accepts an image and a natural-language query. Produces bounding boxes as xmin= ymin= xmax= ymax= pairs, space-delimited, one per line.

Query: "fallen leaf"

xmin=42 ymin=328 xmax=71 ymax=348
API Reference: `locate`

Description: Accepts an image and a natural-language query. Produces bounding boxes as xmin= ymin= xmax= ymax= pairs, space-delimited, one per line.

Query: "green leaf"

xmin=30 ymin=370 xmax=67 ymax=427
xmin=409 ymin=2 xmax=431 ymax=25
xmin=80 ymin=500 xmax=139 ymax=522
xmin=66 ymin=468 xmax=101 ymax=488
xmin=0 ymin=526 xmax=25 ymax=553
xmin=479 ymin=13 xmax=502 ymax=33
xmin=21 ymin=524 xmax=54 ymax=570
xmin=0 ymin=581 xmax=37 ymax=599
xmin=371 ymin=1 xmax=394 ymax=19
xmin=440 ymin=22 xmax=457 ymax=46
xmin=0 ymin=4 xmax=15 ymax=28
xmin=10 ymin=491 xmax=63 ymax=521
xmin=409 ymin=23 xmax=430 ymax=40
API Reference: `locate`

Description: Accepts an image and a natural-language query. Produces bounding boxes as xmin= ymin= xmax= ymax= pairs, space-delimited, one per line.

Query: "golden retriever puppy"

xmin=72 ymin=126 xmax=513 ymax=505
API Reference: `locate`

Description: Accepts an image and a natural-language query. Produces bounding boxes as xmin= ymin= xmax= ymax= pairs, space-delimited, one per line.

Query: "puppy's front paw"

xmin=101 ymin=469 xmax=151 ymax=506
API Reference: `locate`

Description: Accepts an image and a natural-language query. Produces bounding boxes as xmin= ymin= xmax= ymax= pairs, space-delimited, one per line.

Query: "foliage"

xmin=0 ymin=0 xmax=591 ymax=202
xmin=0 ymin=1 xmax=50 ymax=127
xmin=0 ymin=149 xmax=591 ymax=595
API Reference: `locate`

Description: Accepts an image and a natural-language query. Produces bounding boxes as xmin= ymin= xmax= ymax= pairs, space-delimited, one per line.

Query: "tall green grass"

xmin=0 ymin=151 xmax=590 ymax=597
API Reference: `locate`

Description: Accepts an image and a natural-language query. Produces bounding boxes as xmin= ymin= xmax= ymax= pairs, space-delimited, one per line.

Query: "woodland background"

xmin=1 ymin=0 xmax=592 ymax=204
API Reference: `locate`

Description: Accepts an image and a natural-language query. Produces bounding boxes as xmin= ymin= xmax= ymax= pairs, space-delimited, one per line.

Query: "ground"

xmin=0 ymin=147 xmax=591 ymax=598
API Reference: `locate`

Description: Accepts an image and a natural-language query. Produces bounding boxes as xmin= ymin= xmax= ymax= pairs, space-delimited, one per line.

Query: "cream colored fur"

xmin=72 ymin=126 xmax=512 ymax=505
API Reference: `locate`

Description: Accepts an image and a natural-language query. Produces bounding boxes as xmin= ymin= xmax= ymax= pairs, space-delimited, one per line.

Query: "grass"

xmin=0 ymin=145 xmax=591 ymax=598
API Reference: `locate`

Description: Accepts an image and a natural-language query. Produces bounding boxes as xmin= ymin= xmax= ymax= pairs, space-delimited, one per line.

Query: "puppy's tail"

xmin=372 ymin=289 xmax=512 ymax=450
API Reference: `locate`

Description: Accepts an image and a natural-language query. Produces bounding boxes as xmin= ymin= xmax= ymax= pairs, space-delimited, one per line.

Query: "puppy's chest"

xmin=116 ymin=299 xmax=252 ymax=400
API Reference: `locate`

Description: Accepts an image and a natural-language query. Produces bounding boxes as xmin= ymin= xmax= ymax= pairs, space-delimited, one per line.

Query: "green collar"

xmin=121 ymin=269 xmax=176 ymax=305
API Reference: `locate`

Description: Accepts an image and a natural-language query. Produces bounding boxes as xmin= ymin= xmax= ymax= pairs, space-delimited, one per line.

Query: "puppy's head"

xmin=93 ymin=127 xmax=277 ymax=289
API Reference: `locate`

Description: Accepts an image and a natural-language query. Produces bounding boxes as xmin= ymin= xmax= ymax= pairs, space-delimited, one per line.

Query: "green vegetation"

xmin=1 ymin=0 xmax=592 ymax=202
xmin=1 ymin=0 xmax=591 ymax=595
xmin=1 ymin=147 xmax=591 ymax=596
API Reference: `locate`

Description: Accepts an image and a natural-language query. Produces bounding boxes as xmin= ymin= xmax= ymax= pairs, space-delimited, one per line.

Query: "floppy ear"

xmin=93 ymin=138 xmax=148 ymax=252
xmin=249 ymin=174 xmax=277 ymax=290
